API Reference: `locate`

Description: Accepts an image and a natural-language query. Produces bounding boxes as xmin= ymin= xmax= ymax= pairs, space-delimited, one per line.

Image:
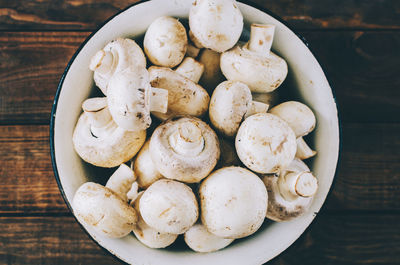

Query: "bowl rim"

xmin=49 ymin=0 xmax=342 ymax=263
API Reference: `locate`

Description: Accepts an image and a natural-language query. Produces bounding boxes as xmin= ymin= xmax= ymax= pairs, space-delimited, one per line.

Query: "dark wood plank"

xmin=0 ymin=123 xmax=399 ymax=214
xmin=269 ymin=213 xmax=400 ymax=265
xmin=300 ymin=30 xmax=400 ymax=123
xmin=0 ymin=216 xmax=123 ymax=265
xmin=0 ymin=214 xmax=398 ymax=264
xmin=0 ymin=125 xmax=67 ymax=214
xmin=0 ymin=0 xmax=399 ymax=30
xmin=0 ymin=31 xmax=89 ymax=124
xmin=0 ymin=31 xmax=399 ymax=124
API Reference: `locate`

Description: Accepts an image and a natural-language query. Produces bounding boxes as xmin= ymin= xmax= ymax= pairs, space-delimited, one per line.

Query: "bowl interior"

xmin=51 ymin=0 xmax=339 ymax=264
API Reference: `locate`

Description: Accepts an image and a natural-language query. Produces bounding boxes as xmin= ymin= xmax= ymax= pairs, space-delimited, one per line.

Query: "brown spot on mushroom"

xmin=259 ymin=40 xmax=263 ymax=45
xmin=159 ymin=207 xmax=172 ymax=217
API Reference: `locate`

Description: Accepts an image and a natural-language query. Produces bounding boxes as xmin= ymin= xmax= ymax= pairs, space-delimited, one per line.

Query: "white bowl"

xmin=50 ymin=0 xmax=340 ymax=264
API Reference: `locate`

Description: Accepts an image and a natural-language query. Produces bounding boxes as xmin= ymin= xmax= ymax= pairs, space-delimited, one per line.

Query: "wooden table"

xmin=1 ymin=0 xmax=399 ymax=264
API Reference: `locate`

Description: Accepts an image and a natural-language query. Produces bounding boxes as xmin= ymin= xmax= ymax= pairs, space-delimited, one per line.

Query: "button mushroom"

xmin=139 ymin=179 xmax=199 ymax=234
xmin=72 ymin=97 xmax=146 ymax=168
xmin=209 ymin=80 xmax=269 ymax=137
xmin=144 ymin=16 xmax=187 ymax=68
xmin=262 ymin=162 xmax=318 ymax=222
xmin=198 ymin=49 xmax=225 ymax=93
xmin=220 ymin=24 xmax=288 ymax=93
xmin=189 ymin=0 xmax=243 ymax=53
xmin=149 ymin=57 xmax=209 ymax=121
xmin=269 ymin=101 xmax=317 ymax=159
xmin=105 ymin=163 xmax=136 ymax=202
xmin=132 ymin=191 xmax=178 ymax=248
xmin=89 ymin=38 xmax=146 ymax=95
xmin=235 ymin=113 xmax=296 ymax=174
xmin=133 ymin=140 xmax=164 ymax=189
xmin=72 ymin=182 xmax=137 ymax=238
xmin=150 ymin=116 xmax=220 ymax=183
xmin=184 ymin=223 xmax=234 ymax=253
xmin=199 ymin=166 xmax=268 ymax=239
xmin=107 ymin=67 xmax=168 ymax=131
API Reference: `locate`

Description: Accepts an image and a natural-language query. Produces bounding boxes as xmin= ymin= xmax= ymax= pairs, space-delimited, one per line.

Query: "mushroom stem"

xmin=296 ymin=137 xmax=317 ymax=160
xmin=82 ymin=97 xmax=113 ymax=128
xmin=245 ymin=101 xmax=269 ymax=118
xmin=89 ymin=50 xmax=114 ymax=74
xmin=278 ymin=171 xmax=318 ymax=200
xmin=149 ymin=87 xmax=168 ymax=113
xmin=247 ymin=24 xmax=275 ymax=56
xmin=105 ymin=163 xmax=136 ymax=201
xmin=168 ymin=121 xmax=204 ymax=156
xmin=175 ymin=57 xmax=204 ymax=83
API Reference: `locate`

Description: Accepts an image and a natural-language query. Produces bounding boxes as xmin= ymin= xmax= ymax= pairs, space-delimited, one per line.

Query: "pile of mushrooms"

xmin=71 ymin=0 xmax=319 ymax=253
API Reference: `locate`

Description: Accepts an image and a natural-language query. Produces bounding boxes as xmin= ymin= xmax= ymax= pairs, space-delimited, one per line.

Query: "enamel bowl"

xmin=50 ymin=0 xmax=340 ymax=264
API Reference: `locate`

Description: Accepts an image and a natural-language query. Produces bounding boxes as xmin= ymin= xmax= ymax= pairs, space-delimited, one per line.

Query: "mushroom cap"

xmin=144 ymin=16 xmax=187 ymax=68
xmin=132 ymin=192 xmax=178 ymax=248
xmin=107 ymin=67 xmax=152 ymax=131
xmin=235 ymin=113 xmax=296 ymax=174
xmin=91 ymin=38 xmax=146 ymax=95
xmin=149 ymin=116 xmax=220 ymax=183
xmin=199 ymin=166 xmax=267 ymax=239
xmin=189 ymin=0 xmax=243 ymax=53
xmin=72 ymin=112 xmax=146 ymax=168
xmin=184 ymin=223 xmax=234 ymax=253
xmin=72 ymin=182 xmax=137 ymax=238
xmin=139 ymin=179 xmax=199 ymax=234
xmin=133 ymin=140 xmax=164 ymax=189
xmin=209 ymin=80 xmax=252 ymax=137
xmin=149 ymin=66 xmax=210 ymax=121
xmin=105 ymin=163 xmax=136 ymax=201
xmin=269 ymin=101 xmax=316 ymax=137
xmin=220 ymin=45 xmax=288 ymax=93
xmin=262 ymin=174 xmax=313 ymax=222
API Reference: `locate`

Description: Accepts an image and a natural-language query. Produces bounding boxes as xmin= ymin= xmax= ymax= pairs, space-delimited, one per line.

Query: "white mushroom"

xmin=139 ymin=179 xmax=199 ymax=234
xmin=149 ymin=116 xmax=220 ymax=183
xmin=72 ymin=182 xmax=137 ymax=238
xmin=72 ymin=97 xmax=146 ymax=168
xmin=148 ymin=58 xmax=209 ymax=121
xmin=209 ymin=81 xmax=269 ymax=137
xmin=198 ymin=49 xmax=225 ymax=93
xmin=296 ymin=137 xmax=317 ymax=160
xmin=189 ymin=0 xmax=243 ymax=52
xmin=262 ymin=166 xmax=318 ymax=222
xmin=184 ymin=223 xmax=234 ymax=253
xmin=235 ymin=113 xmax=296 ymax=173
xmin=89 ymin=38 xmax=146 ymax=95
xmin=105 ymin=163 xmax=136 ymax=201
xmin=144 ymin=16 xmax=187 ymax=68
xmin=269 ymin=101 xmax=317 ymax=159
xmin=199 ymin=166 xmax=267 ymax=239
xmin=269 ymin=101 xmax=316 ymax=137
xmin=133 ymin=140 xmax=164 ymax=189
xmin=220 ymin=24 xmax=288 ymax=92
xmin=107 ymin=67 xmax=168 ymax=131
xmin=132 ymin=191 xmax=178 ymax=248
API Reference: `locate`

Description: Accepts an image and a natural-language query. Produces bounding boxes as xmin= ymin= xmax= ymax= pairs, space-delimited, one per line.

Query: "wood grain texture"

xmin=0 ymin=31 xmax=89 ymax=124
xmin=0 ymin=123 xmax=398 ymax=214
xmin=0 ymin=0 xmax=399 ymax=30
xmin=0 ymin=214 xmax=398 ymax=265
xmin=0 ymin=31 xmax=399 ymax=124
